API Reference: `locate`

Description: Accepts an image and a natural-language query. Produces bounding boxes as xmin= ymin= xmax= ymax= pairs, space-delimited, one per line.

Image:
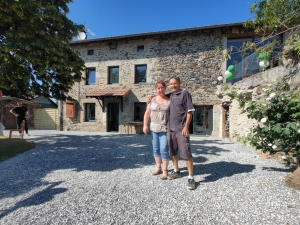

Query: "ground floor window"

xmin=134 ymin=102 xmax=146 ymax=122
xmin=85 ymin=103 xmax=95 ymax=121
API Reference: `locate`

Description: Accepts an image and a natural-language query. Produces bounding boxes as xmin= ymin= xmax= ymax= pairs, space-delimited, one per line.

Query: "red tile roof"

xmin=86 ymin=88 xmax=131 ymax=98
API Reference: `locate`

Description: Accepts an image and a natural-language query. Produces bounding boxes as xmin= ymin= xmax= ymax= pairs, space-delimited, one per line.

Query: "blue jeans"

xmin=152 ymin=132 xmax=169 ymax=161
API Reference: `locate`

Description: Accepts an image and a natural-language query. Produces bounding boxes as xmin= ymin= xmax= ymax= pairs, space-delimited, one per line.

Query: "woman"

xmin=143 ymin=81 xmax=170 ymax=179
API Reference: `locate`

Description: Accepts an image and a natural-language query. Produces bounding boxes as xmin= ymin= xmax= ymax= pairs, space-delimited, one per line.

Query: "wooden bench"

xmin=9 ymin=120 xmax=25 ymax=139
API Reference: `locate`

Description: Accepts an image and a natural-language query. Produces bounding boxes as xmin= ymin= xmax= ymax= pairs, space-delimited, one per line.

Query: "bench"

xmin=9 ymin=120 xmax=25 ymax=139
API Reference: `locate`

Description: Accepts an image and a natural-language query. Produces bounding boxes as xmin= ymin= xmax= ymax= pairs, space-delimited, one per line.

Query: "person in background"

xmin=143 ymin=81 xmax=170 ymax=180
xmin=10 ymin=100 xmax=30 ymax=136
xmin=166 ymin=77 xmax=195 ymax=190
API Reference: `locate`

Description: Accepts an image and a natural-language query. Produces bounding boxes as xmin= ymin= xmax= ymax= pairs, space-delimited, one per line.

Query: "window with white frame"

xmin=134 ymin=65 xmax=147 ymax=83
xmin=85 ymin=103 xmax=95 ymax=121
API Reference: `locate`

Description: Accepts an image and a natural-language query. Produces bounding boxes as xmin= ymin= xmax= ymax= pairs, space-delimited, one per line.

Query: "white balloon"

xmin=217 ymin=76 xmax=223 ymax=81
xmin=225 ymin=70 xmax=230 ymax=75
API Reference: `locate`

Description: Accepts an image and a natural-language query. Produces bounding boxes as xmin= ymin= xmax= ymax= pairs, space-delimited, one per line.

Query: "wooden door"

xmin=3 ymin=107 xmax=16 ymax=129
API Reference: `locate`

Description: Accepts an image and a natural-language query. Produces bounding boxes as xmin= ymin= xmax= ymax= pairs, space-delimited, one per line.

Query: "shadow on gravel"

xmin=0 ymin=134 xmax=251 ymax=218
xmin=0 ymin=181 xmax=66 ymax=219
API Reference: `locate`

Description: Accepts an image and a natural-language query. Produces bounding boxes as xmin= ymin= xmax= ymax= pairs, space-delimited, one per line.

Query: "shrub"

xmin=244 ymin=81 xmax=300 ymax=166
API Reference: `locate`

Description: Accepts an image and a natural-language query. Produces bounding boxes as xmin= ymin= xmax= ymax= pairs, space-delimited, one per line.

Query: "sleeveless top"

xmin=149 ymin=97 xmax=170 ymax=132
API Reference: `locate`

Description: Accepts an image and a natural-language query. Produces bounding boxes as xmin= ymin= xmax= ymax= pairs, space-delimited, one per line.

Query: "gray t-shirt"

xmin=149 ymin=97 xmax=170 ymax=133
xmin=167 ymin=90 xmax=194 ymax=132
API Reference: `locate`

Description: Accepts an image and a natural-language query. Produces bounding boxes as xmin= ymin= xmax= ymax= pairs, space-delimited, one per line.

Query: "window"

xmin=86 ymin=68 xmax=96 ymax=85
xmin=134 ymin=102 xmax=146 ymax=122
xmin=87 ymin=49 xmax=94 ymax=55
xmin=85 ymin=103 xmax=95 ymax=122
xmin=226 ymin=35 xmax=282 ymax=83
xmin=137 ymin=45 xmax=144 ymax=52
xmin=135 ymin=65 xmax=147 ymax=83
xmin=108 ymin=66 xmax=119 ymax=84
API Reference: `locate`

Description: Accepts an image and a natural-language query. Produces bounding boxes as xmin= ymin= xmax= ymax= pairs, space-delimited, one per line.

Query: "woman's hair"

xmin=169 ymin=77 xmax=180 ymax=82
xmin=155 ymin=80 xmax=166 ymax=88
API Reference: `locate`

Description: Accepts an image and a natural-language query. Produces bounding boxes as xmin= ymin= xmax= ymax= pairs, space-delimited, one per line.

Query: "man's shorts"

xmin=167 ymin=130 xmax=193 ymax=159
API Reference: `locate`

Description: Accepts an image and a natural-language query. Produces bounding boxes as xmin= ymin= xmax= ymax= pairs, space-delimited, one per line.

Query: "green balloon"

xmin=226 ymin=72 xmax=233 ymax=80
xmin=259 ymin=53 xmax=265 ymax=60
xmin=228 ymin=65 xmax=235 ymax=73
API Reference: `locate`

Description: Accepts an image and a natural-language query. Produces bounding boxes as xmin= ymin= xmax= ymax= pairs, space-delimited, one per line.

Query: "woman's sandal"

xmin=152 ymin=167 xmax=162 ymax=175
xmin=160 ymin=170 xmax=168 ymax=180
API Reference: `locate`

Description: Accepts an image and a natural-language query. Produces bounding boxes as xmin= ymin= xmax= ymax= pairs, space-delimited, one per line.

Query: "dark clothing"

xmin=11 ymin=106 xmax=28 ymax=119
xmin=167 ymin=90 xmax=194 ymax=132
xmin=17 ymin=117 xmax=28 ymax=133
xmin=12 ymin=106 xmax=29 ymax=133
xmin=167 ymin=130 xmax=192 ymax=159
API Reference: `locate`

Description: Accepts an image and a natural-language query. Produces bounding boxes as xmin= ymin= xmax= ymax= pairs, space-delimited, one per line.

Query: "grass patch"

xmin=0 ymin=136 xmax=36 ymax=162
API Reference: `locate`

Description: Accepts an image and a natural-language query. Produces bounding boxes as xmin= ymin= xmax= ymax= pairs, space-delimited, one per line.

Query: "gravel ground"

xmin=0 ymin=129 xmax=299 ymax=225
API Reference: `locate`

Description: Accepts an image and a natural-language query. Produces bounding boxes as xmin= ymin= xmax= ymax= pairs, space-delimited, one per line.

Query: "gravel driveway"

xmin=0 ymin=130 xmax=299 ymax=225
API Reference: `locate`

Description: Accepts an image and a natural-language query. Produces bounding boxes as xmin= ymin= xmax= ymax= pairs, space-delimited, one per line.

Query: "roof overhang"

xmin=86 ymin=88 xmax=131 ymax=112
xmin=0 ymin=96 xmax=41 ymax=108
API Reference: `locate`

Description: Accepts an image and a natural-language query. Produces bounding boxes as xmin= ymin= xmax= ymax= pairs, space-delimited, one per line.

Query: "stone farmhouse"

xmin=62 ymin=22 xmax=283 ymax=137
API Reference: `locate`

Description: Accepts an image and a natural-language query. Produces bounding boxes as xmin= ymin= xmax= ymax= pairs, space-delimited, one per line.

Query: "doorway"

xmin=191 ymin=106 xmax=213 ymax=136
xmin=107 ymin=103 xmax=119 ymax=132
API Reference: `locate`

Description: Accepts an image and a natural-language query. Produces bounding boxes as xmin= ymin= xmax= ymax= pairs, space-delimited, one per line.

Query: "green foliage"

xmin=0 ymin=0 xmax=86 ymax=100
xmin=244 ymin=82 xmax=300 ymax=166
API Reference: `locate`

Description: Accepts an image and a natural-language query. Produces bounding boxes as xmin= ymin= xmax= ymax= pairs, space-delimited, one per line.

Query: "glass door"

xmin=192 ymin=106 xmax=213 ymax=136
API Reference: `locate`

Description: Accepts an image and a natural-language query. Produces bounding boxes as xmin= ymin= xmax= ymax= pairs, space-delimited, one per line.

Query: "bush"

xmin=244 ymin=81 xmax=300 ymax=166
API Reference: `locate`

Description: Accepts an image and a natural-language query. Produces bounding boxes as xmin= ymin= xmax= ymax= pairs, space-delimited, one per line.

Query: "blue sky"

xmin=67 ymin=0 xmax=255 ymax=40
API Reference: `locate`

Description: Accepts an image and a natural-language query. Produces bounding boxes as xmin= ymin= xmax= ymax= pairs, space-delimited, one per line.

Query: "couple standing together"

xmin=143 ymin=77 xmax=195 ymax=190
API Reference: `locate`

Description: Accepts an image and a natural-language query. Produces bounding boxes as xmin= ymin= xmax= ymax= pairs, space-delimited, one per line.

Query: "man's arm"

xmin=10 ymin=108 xmax=17 ymax=117
xmin=182 ymin=111 xmax=193 ymax=137
xmin=143 ymin=104 xmax=151 ymax=135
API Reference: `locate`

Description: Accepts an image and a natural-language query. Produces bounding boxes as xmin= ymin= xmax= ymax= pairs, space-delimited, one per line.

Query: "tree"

xmin=0 ymin=0 xmax=85 ymax=101
xmin=244 ymin=0 xmax=300 ymax=61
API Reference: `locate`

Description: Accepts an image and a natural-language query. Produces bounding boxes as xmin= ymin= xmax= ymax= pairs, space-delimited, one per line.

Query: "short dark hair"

xmin=169 ymin=77 xmax=180 ymax=82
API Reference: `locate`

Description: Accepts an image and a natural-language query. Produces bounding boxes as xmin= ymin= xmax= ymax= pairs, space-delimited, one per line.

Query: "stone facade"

xmin=62 ymin=23 xmax=261 ymax=137
xmin=217 ymin=63 xmax=300 ymax=140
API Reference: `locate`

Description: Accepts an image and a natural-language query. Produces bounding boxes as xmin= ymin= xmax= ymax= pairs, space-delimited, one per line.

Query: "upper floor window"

xmin=108 ymin=66 xmax=119 ymax=84
xmin=227 ymin=35 xmax=281 ymax=83
xmin=87 ymin=49 xmax=94 ymax=55
xmin=137 ymin=45 xmax=144 ymax=52
xmin=85 ymin=103 xmax=95 ymax=122
xmin=134 ymin=102 xmax=146 ymax=122
xmin=86 ymin=68 xmax=96 ymax=85
xmin=135 ymin=65 xmax=147 ymax=83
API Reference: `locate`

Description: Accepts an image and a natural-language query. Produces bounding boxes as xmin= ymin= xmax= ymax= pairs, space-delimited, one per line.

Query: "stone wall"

xmin=64 ymin=31 xmax=225 ymax=133
xmin=218 ymin=63 xmax=300 ymax=140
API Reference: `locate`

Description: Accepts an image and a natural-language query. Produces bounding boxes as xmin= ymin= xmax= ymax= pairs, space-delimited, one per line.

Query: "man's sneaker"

xmin=25 ymin=133 xmax=30 ymax=136
xmin=187 ymin=178 xmax=196 ymax=190
xmin=167 ymin=170 xmax=181 ymax=180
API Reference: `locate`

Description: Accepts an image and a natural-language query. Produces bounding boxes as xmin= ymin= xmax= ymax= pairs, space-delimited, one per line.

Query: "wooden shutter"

xmin=66 ymin=103 xmax=74 ymax=118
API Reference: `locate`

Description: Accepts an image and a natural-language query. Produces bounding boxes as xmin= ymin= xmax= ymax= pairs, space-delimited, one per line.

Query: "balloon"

xmin=259 ymin=60 xmax=269 ymax=67
xmin=217 ymin=76 xmax=223 ymax=81
xmin=225 ymin=70 xmax=230 ymax=76
xmin=259 ymin=53 xmax=266 ymax=60
xmin=228 ymin=65 xmax=235 ymax=73
xmin=225 ymin=72 xmax=233 ymax=80
xmin=259 ymin=52 xmax=270 ymax=60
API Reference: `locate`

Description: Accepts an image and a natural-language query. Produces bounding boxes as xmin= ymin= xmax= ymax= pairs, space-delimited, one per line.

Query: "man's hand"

xmin=146 ymin=95 xmax=155 ymax=104
xmin=182 ymin=126 xmax=190 ymax=137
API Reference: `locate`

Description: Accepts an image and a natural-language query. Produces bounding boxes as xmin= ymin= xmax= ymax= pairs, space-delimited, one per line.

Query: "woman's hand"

xmin=143 ymin=126 xmax=149 ymax=135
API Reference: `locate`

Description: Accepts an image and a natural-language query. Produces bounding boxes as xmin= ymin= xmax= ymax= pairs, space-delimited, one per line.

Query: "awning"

xmin=86 ymin=88 xmax=131 ymax=112
xmin=86 ymin=88 xmax=131 ymax=98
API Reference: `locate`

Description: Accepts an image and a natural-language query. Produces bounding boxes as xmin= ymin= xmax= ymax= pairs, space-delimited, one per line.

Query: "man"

xmin=10 ymin=100 xmax=30 ymax=136
xmin=166 ymin=77 xmax=195 ymax=190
